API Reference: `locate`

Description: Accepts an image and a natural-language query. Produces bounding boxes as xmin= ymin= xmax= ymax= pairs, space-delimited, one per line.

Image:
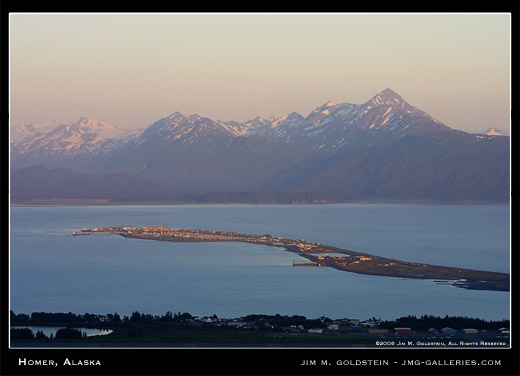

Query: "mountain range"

xmin=10 ymin=89 xmax=510 ymax=203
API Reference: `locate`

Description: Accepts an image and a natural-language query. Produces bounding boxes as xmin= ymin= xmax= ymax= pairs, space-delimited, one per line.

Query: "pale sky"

xmin=9 ymin=12 xmax=511 ymax=134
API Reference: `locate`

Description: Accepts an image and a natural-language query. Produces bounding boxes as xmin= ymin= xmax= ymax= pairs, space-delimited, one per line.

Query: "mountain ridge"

xmin=10 ymin=89 xmax=510 ymax=203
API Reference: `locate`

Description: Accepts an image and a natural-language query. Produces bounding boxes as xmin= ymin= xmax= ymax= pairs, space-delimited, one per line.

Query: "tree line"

xmin=10 ymin=327 xmax=86 ymax=340
xmin=379 ymin=314 xmax=510 ymax=330
xmin=11 ymin=310 xmax=194 ymax=325
xmin=11 ymin=310 xmax=509 ymax=331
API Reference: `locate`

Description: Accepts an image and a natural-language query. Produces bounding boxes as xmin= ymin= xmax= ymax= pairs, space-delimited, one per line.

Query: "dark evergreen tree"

xmin=55 ymin=328 xmax=82 ymax=339
xmin=35 ymin=330 xmax=47 ymax=340
xmin=10 ymin=328 xmax=35 ymax=339
xmin=130 ymin=311 xmax=142 ymax=321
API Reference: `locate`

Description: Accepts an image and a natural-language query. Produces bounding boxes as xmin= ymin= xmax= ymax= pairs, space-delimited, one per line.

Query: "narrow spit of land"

xmin=73 ymin=226 xmax=509 ymax=292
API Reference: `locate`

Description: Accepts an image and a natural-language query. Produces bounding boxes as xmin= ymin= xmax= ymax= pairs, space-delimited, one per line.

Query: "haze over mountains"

xmin=10 ymin=89 xmax=510 ymax=203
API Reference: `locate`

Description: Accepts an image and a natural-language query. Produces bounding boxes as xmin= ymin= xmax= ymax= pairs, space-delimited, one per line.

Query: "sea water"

xmin=9 ymin=203 xmax=510 ymax=321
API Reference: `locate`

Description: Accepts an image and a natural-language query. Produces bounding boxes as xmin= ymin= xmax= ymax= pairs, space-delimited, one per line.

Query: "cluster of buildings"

xmin=389 ymin=327 xmax=510 ymax=336
xmin=73 ymin=226 xmax=327 ymax=252
xmin=73 ymin=226 xmax=133 ymax=235
xmin=187 ymin=316 xmax=385 ymax=335
xmin=314 ymin=254 xmax=373 ymax=267
xmin=183 ymin=316 xmax=509 ymax=338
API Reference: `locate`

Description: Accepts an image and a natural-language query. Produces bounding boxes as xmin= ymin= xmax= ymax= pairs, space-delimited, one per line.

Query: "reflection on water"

xmin=11 ymin=326 xmax=113 ymax=337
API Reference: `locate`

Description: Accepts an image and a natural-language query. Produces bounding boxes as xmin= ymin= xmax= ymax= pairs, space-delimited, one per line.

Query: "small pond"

xmin=11 ymin=326 xmax=113 ymax=337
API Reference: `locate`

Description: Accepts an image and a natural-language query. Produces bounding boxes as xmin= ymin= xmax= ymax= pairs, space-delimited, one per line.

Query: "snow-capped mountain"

xmin=484 ymin=127 xmax=505 ymax=136
xmin=245 ymin=88 xmax=452 ymax=152
xmin=132 ymin=112 xmax=243 ymax=147
xmin=113 ymin=110 xmax=313 ymax=193
xmin=10 ymin=119 xmax=72 ymax=143
xmin=352 ymin=88 xmax=449 ymax=135
xmin=11 ymin=117 xmax=139 ymax=160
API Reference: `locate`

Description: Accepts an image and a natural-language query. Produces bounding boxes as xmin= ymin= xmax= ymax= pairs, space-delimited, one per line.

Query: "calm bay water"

xmin=10 ymin=203 xmax=510 ymax=321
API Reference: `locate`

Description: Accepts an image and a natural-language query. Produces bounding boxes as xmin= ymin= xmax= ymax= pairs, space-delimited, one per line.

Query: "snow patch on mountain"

xmin=242 ymin=117 xmax=272 ymax=136
xmin=484 ymin=127 xmax=504 ymax=136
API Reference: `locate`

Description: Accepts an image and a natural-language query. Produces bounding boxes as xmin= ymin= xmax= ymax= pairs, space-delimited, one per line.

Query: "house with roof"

xmin=441 ymin=327 xmax=456 ymax=334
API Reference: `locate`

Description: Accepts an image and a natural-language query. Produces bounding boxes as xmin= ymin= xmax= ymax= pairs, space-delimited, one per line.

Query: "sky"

xmin=9 ymin=12 xmax=511 ymax=134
